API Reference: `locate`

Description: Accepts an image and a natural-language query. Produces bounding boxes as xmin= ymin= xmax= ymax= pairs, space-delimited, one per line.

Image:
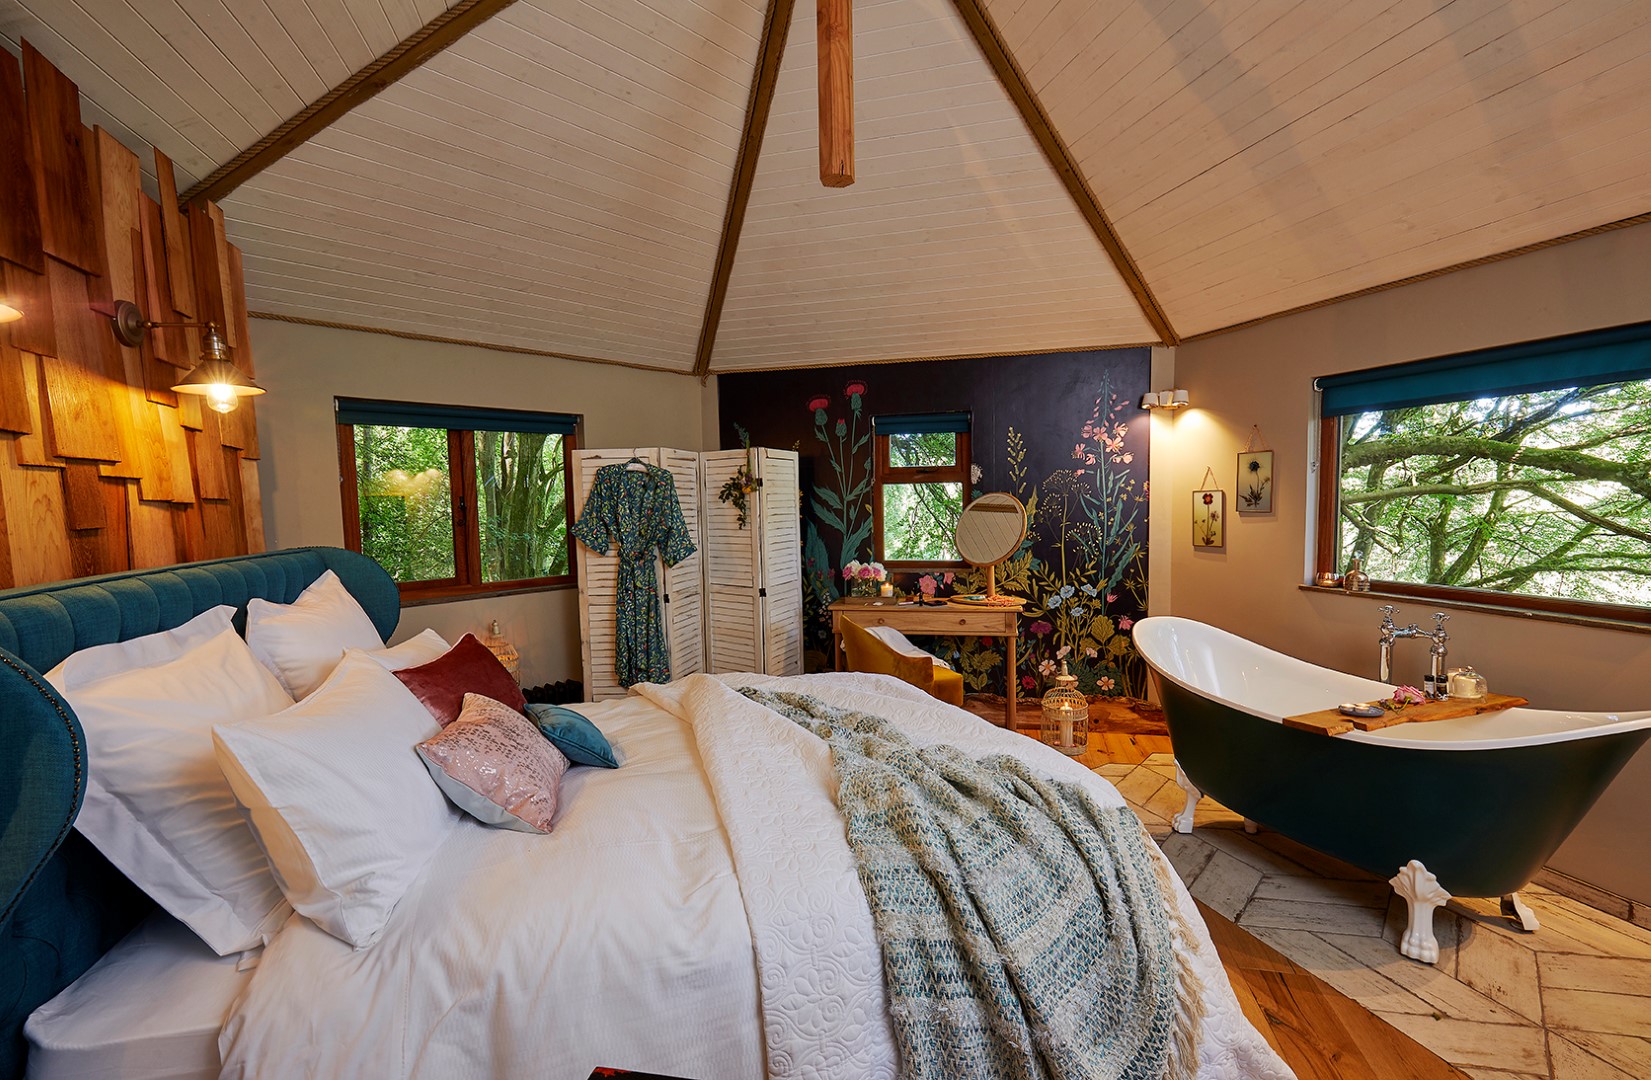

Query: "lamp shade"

xmin=1169 ymin=389 xmax=1190 ymax=408
xmin=0 ymin=298 xmax=21 ymax=324
xmin=172 ymin=359 xmax=265 ymax=414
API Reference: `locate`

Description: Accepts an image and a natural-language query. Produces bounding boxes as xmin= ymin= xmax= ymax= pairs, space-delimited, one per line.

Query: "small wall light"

xmin=1139 ymin=389 xmax=1190 ymax=410
xmin=111 ymin=299 xmax=266 ymax=413
xmin=0 ymin=294 xmax=22 ymax=324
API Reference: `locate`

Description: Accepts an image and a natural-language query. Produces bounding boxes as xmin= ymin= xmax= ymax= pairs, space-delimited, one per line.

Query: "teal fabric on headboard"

xmin=0 ymin=547 xmax=398 ymax=1080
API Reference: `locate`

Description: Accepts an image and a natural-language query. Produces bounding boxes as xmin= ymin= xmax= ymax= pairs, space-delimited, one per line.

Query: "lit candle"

xmin=1059 ymin=712 xmax=1073 ymax=749
xmin=879 ymin=582 xmax=893 ymax=597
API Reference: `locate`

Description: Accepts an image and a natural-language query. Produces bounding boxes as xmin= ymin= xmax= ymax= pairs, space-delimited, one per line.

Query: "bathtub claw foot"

xmin=1172 ymin=762 xmax=1200 ymax=834
xmin=1502 ymin=892 xmax=1540 ymax=933
xmin=1390 ymin=860 xmax=1452 ymax=964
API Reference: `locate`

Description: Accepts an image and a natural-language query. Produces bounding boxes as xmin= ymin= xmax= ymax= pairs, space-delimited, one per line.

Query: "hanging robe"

xmin=571 ymin=463 xmax=696 ymax=687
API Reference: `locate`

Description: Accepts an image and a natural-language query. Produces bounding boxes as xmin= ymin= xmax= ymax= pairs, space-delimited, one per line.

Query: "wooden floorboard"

xmin=1200 ymin=898 xmax=1473 ymax=1079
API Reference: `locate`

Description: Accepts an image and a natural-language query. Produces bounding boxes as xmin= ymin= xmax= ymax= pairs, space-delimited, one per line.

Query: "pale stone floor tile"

xmin=1319 ymin=932 xmax=1531 ymax=1026
xmin=1376 ymin=1013 xmax=1549 ymax=1074
xmin=1186 ymin=848 xmax=1263 ymax=922
xmin=1548 ymin=1031 xmax=1641 ymax=1080
xmin=1158 ymin=832 xmax=1213 ymax=888
xmin=1253 ymin=874 xmax=1390 ymax=908
xmin=1112 ymin=768 xmax=1169 ymax=807
xmin=1191 ymin=801 xmax=1243 ymax=828
xmin=1142 ymin=779 xmax=1188 ymax=824
xmin=1092 ymin=762 xmax=1133 ymax=779
xmin=1456 ymin=921 xmax=1543 ymax=1024
xmin=1246 ymin=828 xmax=1383 ymax=882
xmin=1543 ymin=987 xmax=1651 ymax=1039
xmin=1527 ymin=891 xmax=1651 ymax=957
xmin=1452 ymin=896 xmax=1607 ymax=958
xmin=1194 ymin=825 xmax=1321 ymax=879
xmin=1239 ymin=896 xmax=1388 ymax=937
xmin=1143 ymin=751 xmax=1175 ymax=767
xmin=1459 ymin=1071 xmax=1545 ymax=1080
xmin=1244 ymin=925 xmax=1436 ymax=1015
xmin=1140 ymin=761 xmax=1178 ymax=781
xmin=1555 ymin=1030 xmax=1651 ymax=1077
xmin=1539 ymin=952 xmax=1651 ymax=997
xmin=1531 ymin=873 xmax=1633 ymax=922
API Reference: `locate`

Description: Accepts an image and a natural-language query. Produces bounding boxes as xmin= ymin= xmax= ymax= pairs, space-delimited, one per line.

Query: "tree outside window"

xmin=874 ymin=425 xmax=971 ymax=566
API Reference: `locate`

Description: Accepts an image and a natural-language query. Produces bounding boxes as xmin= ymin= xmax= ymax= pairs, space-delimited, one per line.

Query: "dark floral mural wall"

xmin=718 ymin=348 xmax=1152 ymax=699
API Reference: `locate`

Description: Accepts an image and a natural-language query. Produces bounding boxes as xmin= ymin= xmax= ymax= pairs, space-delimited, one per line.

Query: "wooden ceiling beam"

xmin=950 ymin=0 xmax=1179 ymax=346
xmin=692 ymin=0 xmax=797 ymax=379
xmin=179 ymin=0 xmax=520 ymax=207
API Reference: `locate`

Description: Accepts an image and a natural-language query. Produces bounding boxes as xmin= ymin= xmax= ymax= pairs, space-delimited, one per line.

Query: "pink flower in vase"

xmin=857 ymin=565 xmax=875 ymax=580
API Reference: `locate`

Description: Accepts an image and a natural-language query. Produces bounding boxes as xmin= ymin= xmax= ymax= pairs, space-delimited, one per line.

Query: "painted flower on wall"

xmin=845 ymin=381 xmax=867 ymax=409
xmin=1029 ymin=620 xmax=1053 ymax=636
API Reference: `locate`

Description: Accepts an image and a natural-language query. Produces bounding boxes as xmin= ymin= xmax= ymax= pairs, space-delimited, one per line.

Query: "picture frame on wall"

xmin=1237 ymin=450 xmax=1274 ymax=513
xmin=1193 ymin=489 xmax=1224 ymax=549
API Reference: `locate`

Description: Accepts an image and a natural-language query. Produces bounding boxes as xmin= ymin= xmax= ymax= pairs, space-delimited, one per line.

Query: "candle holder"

xmin=1040 ymin=662 xmax=1088 ymax=756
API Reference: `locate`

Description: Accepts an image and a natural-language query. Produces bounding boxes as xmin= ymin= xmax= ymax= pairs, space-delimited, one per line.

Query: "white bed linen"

xmin=25 ymin=910 xmax=252 ymax=1080
xmin=217 ymin=693 xmax=764 ymax=1080
xmin=221 ymin=673 xmax=1290 ymax=1080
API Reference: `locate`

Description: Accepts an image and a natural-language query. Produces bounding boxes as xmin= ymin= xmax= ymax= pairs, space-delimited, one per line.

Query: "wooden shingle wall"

xmin=0 ymin=42 xmax=264 ymax=590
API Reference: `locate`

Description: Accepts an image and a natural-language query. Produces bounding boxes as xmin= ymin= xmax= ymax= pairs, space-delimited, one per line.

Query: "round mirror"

xmin=953 ymin=493 xmax=1027 ymax=601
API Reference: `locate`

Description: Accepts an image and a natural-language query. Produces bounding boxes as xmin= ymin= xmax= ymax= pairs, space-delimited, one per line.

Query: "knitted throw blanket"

xmin=740 ymin=689 xmax=1199 ymax=1080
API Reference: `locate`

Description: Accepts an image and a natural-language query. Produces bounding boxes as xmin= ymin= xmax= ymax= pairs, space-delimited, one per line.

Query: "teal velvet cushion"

xmin=526 ymin=704 xmax=618 ymax=769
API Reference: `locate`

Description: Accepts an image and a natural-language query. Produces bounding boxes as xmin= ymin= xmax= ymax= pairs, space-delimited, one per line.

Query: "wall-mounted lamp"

xmin=111 ymin=299 xmax=265 ymax=414
xmin=1139 ymin=388 xmax=1190 ymax=411
xmin=0 ymin=294 xmax=22 ymax=324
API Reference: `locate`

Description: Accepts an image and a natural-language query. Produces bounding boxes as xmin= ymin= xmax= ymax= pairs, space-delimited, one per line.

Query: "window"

xmin=337 ymin=398 xmax=579 ymax=602
xmin=1315 ymin=322 xmax=1651 ymax=623
xmin=872 ymin=413 xmax=971 ymax=565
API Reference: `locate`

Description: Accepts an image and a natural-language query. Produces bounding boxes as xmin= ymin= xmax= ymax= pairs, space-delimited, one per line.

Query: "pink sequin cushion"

xmin=415 ymin=694 xmax=570 ymax=833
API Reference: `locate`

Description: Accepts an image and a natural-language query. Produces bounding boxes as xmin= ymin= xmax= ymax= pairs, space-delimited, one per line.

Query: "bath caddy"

xmin=1133 ymin=617 xmax=1651 ymax=967
xmin=1283 ymin=693 xmax=1529 ymax=736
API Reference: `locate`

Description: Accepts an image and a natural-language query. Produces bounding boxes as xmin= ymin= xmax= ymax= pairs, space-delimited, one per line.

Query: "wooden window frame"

xmin=872 ymin=429 xmax=971 ymax=570
xmin=1313 ymin=413 xmax=1651 ymax=627
xmin=339 ymin=422 xmax=579 ymax=604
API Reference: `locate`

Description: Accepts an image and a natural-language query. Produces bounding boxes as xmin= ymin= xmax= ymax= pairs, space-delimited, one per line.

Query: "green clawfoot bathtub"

xmin=1133 ymin=616 xmax=1651 ymax=964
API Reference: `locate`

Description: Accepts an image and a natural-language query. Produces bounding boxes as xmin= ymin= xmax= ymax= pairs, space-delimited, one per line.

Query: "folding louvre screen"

xmin=573 ymin=447 xmax=799 ymax=698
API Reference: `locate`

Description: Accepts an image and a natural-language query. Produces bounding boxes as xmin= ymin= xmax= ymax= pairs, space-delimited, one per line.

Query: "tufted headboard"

xmin=0 ymin=547 xmax=398 ymax=1080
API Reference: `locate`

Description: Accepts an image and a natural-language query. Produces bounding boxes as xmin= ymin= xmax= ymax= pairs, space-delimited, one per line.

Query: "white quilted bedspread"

xmin=219 ymin=671 xmax=1291 ymax=1080
xmin=637 ymin=672 xmax=1294 ymax=1080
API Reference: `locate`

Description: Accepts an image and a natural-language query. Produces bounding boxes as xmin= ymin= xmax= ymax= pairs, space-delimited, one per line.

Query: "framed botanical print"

xmin=1193 ymin=489 xmax=1224 ymax=549
xmin=1237 ymin=450 xmax=1274 ymax=513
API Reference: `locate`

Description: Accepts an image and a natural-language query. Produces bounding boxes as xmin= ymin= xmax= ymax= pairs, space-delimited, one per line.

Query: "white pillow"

xmin=245 ymin=570 xmax=384 ymax=698
xmin=213 ymin=653 xmax=459 ymax=948
xmin=46 ymin=605 xmax=235 ymax=688
xmin=865 ymin=625 xmax=955 ymax=671
xmin=50 ymin=622 xmax=296 ymax=956
xmin=363 ymin=628 xmax=450 ymax=672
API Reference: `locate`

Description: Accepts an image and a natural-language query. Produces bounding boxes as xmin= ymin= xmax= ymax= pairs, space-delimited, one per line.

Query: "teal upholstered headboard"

xmin=0 ymin=547 xmax=398 ymax=1080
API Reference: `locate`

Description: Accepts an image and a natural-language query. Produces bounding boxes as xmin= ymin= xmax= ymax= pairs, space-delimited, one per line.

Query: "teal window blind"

xmin=335 ymin=398 xmax=578 ymax=435
xmin=1318 ymin=321 xmax=1651 ymax=418
xmin=871 ymin=411 xmax=971 ymax=435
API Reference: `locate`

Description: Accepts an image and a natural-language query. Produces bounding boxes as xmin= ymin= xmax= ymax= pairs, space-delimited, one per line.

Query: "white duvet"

xmin=219 ymin=672 xmax=1291 ymax=1080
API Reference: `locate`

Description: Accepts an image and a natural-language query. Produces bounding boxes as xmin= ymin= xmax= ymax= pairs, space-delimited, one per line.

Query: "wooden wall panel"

xmin=0 ymin=40 xmax=263 ymax=589
xmin=22 ymin=43 xmax=102 ymax=276
xmin=0 ymin=341 xmax=30 ymax=434
xmin=0 ymin=49 xmax=45 ymax=273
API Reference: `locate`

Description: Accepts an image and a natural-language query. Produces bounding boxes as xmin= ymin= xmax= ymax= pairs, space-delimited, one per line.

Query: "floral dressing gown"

xmin=571 ymin=462 xmax=696 ymax=687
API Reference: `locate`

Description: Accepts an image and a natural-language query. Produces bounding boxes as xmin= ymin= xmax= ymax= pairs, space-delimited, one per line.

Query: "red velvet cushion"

xmin=393 ymin=633 xmax=526 ymax=727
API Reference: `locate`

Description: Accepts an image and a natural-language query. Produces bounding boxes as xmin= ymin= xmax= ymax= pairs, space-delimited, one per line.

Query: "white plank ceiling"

xmin=710 ymin=0 xmax=1154 ymax=370
xmin=7 ymin=0 xmax=1651 ymax=367
xmin=984 ymin=0 xmax=1651 ymax=337
xmin=222 ymin=0 xmax=766 ymax=371
xmin=0 ymin=0 xmax=461 ymax=188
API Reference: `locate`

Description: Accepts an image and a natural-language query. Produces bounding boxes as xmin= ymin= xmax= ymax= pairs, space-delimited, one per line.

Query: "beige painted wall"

xmin=1163 ymin=220 xmax=1651 ymax=905
xmin=250 ymin=319 xmax=713 ymax=688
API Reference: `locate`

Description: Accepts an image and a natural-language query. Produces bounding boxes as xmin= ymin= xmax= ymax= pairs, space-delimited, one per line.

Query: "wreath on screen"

xmin=718 ymin=464 xmax=764 ymax=529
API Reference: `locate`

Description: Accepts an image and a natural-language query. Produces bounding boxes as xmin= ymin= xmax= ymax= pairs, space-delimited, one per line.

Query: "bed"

xmin=0 ymin=549 xmax=1290 ymax=1080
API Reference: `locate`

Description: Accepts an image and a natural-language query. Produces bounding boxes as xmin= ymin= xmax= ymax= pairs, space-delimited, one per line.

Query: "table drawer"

xmin=839 ymin=610 xmax=1012 ymax=634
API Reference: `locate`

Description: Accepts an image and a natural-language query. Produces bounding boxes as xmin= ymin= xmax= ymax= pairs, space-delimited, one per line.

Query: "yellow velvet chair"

xmin=840 ymin=618 xmax=965 ymax=708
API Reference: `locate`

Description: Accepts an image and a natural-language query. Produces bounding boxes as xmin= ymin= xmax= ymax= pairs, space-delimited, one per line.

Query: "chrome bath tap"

xmin=1377 ymin=605 xmax=1419 ymax=683
xmin=1377 ymin=605 xmax=1451 ymax=695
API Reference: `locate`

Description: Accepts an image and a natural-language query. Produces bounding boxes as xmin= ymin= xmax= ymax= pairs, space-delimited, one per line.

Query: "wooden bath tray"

xmin=1283 ymin=693 xmax=1529 ymax=736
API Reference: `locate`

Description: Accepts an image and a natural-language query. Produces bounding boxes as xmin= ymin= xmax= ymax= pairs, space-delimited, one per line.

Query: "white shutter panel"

xmin=654 ymin=448 xmax=704 ymax=680
xmin=701 ymin=449 xmax=763 ymax=674
xmin=755 ymin=449 xmax=803 ymax=675
xmin=572 ymin=448 xmax=656 ymax=701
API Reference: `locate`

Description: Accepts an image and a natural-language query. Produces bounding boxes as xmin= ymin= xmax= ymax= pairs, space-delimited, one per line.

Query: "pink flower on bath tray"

xmin=1391 ymin=685 xmax=1426 ymax=708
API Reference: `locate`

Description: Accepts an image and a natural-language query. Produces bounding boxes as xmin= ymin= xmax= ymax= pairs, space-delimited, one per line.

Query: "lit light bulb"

xmin=0 ymin=299 xmax=21 ymax=324
xmin=205 ymin=384 xmax=240 ymax=413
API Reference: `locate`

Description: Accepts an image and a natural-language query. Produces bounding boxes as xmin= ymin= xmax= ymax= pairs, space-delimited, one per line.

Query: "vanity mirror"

xmin=951 ymin=493 xmax=1028 ymax=606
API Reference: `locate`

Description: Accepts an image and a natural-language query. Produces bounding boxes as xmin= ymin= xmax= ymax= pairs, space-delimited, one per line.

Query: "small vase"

xmin=850 ymin=579 xmax=879 ymax=598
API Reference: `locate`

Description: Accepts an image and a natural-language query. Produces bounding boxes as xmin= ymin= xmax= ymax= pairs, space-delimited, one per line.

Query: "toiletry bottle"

xmin=1343 ymin=557 xmax=1370 ymax=593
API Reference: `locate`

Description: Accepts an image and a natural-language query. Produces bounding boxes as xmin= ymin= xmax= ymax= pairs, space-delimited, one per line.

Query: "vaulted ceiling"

xmin=3 ymin=0 xmax=1648 ymax=374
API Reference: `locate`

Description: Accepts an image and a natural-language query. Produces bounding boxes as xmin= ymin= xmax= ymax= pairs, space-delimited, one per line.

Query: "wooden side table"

xmin=828 ymin=597 xmax=1020 ymax=726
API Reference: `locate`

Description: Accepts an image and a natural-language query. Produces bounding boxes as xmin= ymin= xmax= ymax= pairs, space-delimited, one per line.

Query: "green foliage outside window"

xmin=356 ymin=424 xmax=456 ymax=583
xmin=884 ymin=482 xmax=963 ymax=561
xmin=1337 ymin=380 xmax=1651 ymax=606
xmin=476 ymin=431 xmax=568 ymax=581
